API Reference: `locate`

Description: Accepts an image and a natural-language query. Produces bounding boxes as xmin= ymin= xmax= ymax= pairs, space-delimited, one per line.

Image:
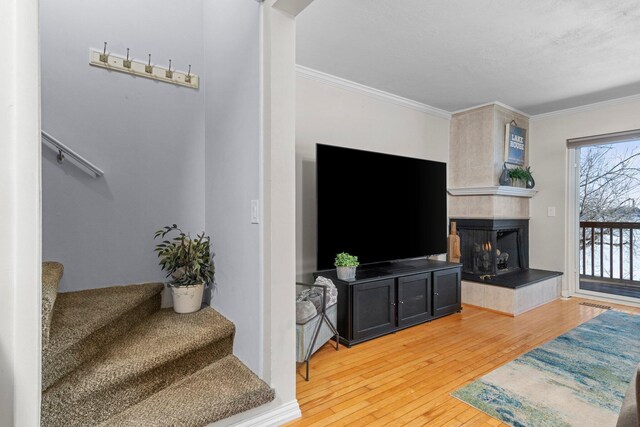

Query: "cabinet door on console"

xmin=398 ymin=273 xmax=432 ymax=328
xmin=353 ymin=279 xmax=396 ymax=341
xmin=433 ymin=268 xmax=461 ymax=318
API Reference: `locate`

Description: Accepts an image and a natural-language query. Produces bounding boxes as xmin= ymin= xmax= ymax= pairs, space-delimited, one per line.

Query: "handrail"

xmin=41 ymin=131 xmax=104 ymax=178
xmin=581 ymin=221 xmax=640 ymax=230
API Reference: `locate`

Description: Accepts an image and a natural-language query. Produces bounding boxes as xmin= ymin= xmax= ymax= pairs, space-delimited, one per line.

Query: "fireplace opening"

xmin=452 ymin=219 xmax=529 ymax=281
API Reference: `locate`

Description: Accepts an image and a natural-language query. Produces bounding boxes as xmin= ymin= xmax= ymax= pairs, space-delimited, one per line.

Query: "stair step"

xmin=99 ymin=355 xmax=275 ymax=427
xmin=42 ymin=261 xmax=64 ymax=352
xmin=43 ymin=282 xmax=164 ymax=390
xmin=42 ymin=307 xmax=235 ymax=427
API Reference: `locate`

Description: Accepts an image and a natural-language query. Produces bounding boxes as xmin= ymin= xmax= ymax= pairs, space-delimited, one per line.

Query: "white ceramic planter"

xmin=171 ymin=283 xmax=204 ymax=314
xmin=336 ymin=266 xmax=357 ymax=281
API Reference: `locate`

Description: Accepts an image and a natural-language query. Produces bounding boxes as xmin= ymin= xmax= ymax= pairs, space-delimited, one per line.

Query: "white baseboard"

xmin=211 ymin=400 xmax=301 ymax=427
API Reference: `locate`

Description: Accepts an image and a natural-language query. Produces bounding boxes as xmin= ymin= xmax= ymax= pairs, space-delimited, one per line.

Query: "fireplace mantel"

xmin=448 ymin=186 xmax=537 ymax=198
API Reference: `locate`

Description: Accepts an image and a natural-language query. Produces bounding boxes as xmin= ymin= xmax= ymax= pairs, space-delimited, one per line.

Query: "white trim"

xmin=257 ymin=0 xmax=266 ymax=380
xmin=1 ymin=0 xmax=42 ymax=424
xmin=295 ymin=65 xmax=451 ymax=119
xmin=530 ymin=93 xmax=640 ymax=121
xmin=451 ymin=101 xmax=531 ymax=118
xmin=566 ymin=148 xmax=579 ymax=297
xmin=295 ymin=65 xmax=640 ymax=121
xmin=273 ymin=0 xmax=314 ymax=16
xmin=448 ymin=186 xmax=537 ymax=198
xmin=572 ymin=289 xmax=640 ymax=308
xmin=223 ymin=400 xmax=301 ymax=427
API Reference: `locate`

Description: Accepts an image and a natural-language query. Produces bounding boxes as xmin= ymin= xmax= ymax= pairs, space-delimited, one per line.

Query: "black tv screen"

xmin=316 ymin=144 xmax=447 ymax=270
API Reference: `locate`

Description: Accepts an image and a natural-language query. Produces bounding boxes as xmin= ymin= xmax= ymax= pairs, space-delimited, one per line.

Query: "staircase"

xmin=41 ymin=262 xmax=275 ymax=427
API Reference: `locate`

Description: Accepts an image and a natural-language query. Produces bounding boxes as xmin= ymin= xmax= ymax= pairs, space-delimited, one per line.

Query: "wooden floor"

xmin=286 ymin=297 xmax=640 ymax=427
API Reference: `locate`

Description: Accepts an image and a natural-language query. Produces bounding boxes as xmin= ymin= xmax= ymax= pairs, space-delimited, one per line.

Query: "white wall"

xmin=529 ymin=97 xmax=640 ymax=282
xmin=1 ymin=0 xmax=42 ymax=424
xmin=40 ymin=0 xmax=205 ymax=291
xmin=295 ymin=75 xmax=450 ymax=281
xmin=203 ymin=0 xmax=263 ymax=377
xmin=263 ymin=0 xmax=299 ymax=412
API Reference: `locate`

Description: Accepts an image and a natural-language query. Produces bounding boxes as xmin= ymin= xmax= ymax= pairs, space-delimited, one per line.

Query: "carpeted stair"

xmin=41 ymin=262 xmax=274 ymax=427
xmin=43 ymin=281 xmax=164 ymax=389
xmin=42 ymin=261 xmax=64 ymax=352
xmin=98 ymin=355 xmax=276 ymax=427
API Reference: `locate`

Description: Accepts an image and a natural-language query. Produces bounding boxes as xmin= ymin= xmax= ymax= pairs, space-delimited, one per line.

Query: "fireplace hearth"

xmin=451 ymin=218 xmax=529 ymax=281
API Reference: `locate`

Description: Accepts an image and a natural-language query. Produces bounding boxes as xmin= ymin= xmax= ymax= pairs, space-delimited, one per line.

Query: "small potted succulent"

xmin=335 ymin=252 xmax=359 ymax=281
xmin=154 ymin=224 xmax=215 ymax=314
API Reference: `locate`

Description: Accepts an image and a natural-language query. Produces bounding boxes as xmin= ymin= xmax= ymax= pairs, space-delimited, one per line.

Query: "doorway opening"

xmin=576 ymin=136 xmax=640 ymax=301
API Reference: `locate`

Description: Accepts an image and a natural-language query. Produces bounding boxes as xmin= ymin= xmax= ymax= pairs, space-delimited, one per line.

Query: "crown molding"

xmin=295 ymin=65 xmax=640 ymax=121
xmin=530 ymin=93 xmax=640 ymax=121
xmin=451 ymin=101 xmax=531 ymax=118
xmin=295 ymin=65 xmax=452 ymax=120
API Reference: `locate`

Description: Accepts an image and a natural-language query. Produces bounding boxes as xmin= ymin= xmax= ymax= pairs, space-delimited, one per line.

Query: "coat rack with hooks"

xmin=89 ymin=43 xmax=199 ymax=89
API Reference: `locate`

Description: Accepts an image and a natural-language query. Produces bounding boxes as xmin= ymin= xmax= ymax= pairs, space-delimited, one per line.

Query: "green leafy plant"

xmin=154 ymin=224 xmax=215 ymax=287
xmin=508 ymin=166 xmax=532 ymax=185
xmin=334 ymin=252 xmax=360 ymax=268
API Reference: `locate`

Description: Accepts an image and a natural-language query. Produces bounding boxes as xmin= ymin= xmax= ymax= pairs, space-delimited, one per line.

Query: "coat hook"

xmin=99 ymin=42 xmax=108 ymax=63
xmin=57 ymin=150 xmax=65 ymax=164
xmin=123 ymin=48 xmax=132 ymax=69
xmin=165 ymin=59 xmax=173 ymax=79
xmin=145 ymin=54 xmax=153 ymax=74
xmin=185 ymin=64 xmax=192 ymax=83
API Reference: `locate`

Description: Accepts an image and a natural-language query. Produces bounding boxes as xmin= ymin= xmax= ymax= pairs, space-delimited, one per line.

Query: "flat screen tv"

xmin=316 ymin=144 xmax=447 ymax=270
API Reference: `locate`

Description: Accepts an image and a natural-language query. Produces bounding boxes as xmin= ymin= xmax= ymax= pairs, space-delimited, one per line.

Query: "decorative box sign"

xmin=504 ymin=123 xmax=526 ymax=166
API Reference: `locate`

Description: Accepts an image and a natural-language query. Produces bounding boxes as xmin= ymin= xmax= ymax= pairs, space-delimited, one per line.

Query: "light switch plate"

xmin=251 ymin=200 xmax=260 ymax=224
xmin=547 ymin=207 xmax=556 ymax=217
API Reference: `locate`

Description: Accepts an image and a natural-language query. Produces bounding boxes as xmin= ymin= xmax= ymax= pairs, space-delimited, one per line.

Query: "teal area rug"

xmin=452 ymin=310 xmax=640 ymax=427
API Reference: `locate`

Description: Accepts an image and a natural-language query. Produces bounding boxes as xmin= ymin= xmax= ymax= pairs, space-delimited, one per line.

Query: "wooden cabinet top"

xmin=315 ymin=259 xmax=462 ymax=285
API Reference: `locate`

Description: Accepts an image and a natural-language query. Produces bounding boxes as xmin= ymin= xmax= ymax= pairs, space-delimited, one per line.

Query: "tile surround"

xmin=449 ymin=103 xmax=531 ymax=219
xmin=462 ymin=276 xmax=562 ymax=316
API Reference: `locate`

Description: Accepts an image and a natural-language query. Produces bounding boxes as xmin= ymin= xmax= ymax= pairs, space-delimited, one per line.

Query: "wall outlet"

xmin=251 ymin=200 xmax=259 ymax=224
xmin=547 ymin=207 xmax=556 ymax=217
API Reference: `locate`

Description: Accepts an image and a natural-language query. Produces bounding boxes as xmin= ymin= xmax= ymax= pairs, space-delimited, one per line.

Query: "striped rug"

xmin=452 ymin=310 xmax=640 ymax=427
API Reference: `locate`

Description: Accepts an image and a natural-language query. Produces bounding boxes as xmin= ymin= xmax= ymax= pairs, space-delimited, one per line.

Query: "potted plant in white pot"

xmin=335 ymin=252 xmax=359 ymax=281
xmin=154 ymin=224 xmax=214 ymax=314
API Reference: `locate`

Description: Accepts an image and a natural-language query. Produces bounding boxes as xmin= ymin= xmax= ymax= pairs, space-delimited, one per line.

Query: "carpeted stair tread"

xmin=98 ymin=355 xmax=275 ymax=427
xmin=43 ymin=282 xmax=165 ymax=390
xmin=42 ymin=307 xmax=235 ymax=427
xmin=47 ymin=282 xmax=165 ymax=356
xmin=42 ymin=261 xmax=64 ymax=352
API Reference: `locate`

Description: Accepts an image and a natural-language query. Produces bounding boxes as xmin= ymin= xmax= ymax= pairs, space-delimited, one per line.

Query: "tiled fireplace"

xmin=452 ymin=218 xmax=529 ymax=281
xmin=446 ymin=104 xmax=562 ymax=315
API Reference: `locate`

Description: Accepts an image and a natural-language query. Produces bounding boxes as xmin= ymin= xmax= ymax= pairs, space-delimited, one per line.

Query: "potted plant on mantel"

xmin=335 ymin=252 xmax=359 ymax=281
xmin=508 ymin=166 xmax=534 ymax=189
xmin=154 ymin=224 xmax=215 ymax=314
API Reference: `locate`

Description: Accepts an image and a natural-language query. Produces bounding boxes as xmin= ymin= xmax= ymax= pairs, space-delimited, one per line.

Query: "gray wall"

xmin=41 ymin=0 xmax=205 ymax=291
xmin=41 ymin=0 xmax=264 ymax=377
xmin=203 ymin=0 xmax=264 ymax=376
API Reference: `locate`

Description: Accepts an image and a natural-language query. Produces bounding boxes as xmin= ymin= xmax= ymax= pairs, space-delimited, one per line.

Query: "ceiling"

xmin=296 ymin=0 xmax=640 ymax=115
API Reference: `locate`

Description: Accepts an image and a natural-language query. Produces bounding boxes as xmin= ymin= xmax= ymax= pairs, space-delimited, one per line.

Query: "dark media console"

xmin=315 ymin=259 xmax=462 ymax=347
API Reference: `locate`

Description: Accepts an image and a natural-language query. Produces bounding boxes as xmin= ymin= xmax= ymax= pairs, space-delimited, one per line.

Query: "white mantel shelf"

xmin=448 ymin=186 xmax=538 ymax=198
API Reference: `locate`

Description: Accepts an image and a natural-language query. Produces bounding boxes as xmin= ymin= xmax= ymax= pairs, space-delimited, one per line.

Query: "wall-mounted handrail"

xmin=41 ymin=131 xmax=104 ymax=178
